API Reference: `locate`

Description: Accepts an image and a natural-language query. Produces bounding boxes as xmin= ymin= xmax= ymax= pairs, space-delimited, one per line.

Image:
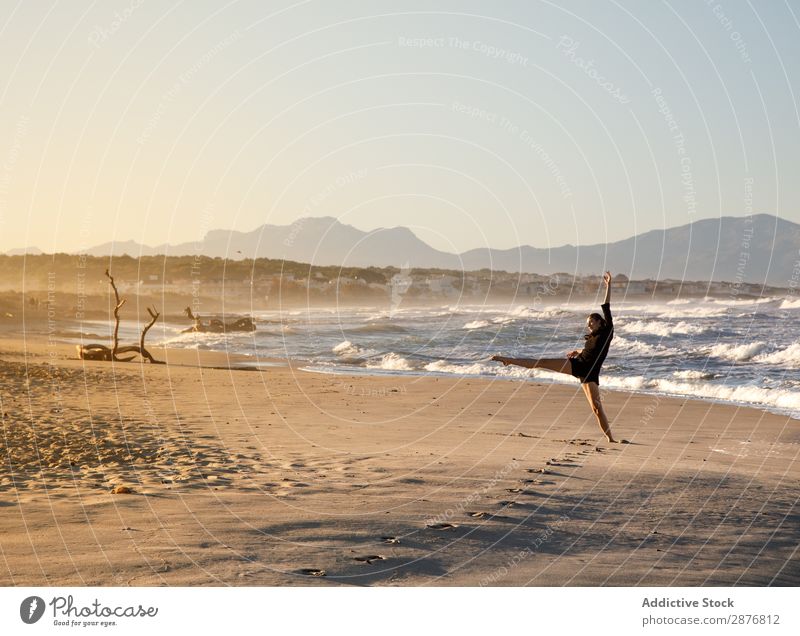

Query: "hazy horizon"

xmin=1 ymin=1 xmax=799 ymax=255
xmin=1 ymin=209 xmax=787 ymax=254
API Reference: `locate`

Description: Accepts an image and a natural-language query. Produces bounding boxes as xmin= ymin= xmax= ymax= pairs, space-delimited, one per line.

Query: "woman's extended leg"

xmin=492 ymin=356 xmax=572 ymax=375
xmin=581 ymin=382 xmax=616 ymax=442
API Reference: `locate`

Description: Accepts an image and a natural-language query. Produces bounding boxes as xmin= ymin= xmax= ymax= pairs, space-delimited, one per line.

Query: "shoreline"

xmin=9 ymin=318 xmax=800 ymax=421
xmin=1 ymin=333 xmax=798 ymax=586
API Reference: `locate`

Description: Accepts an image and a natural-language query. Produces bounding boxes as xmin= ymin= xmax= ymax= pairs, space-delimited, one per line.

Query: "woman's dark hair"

xmin=588 ymin=312 xmax=606 ymax=333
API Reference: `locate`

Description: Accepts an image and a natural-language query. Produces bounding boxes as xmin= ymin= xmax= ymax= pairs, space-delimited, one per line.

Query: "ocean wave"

xmin=672 ymin=369 xmax=717 ymax=380
xmin=503 ymin=305 xmax=575 ymax=320
xmin=599 ymin=373 xmax=800 ymax=415
xmin=620 ymin=320 xmax=711 ymax=337
xmin=754 ymin=343 xmax=800 ymax=366
xmin=612 ymin=335 xmax=670 ymax=356
xmin=352 ymin=322 xmax=409 ymax=334
xmin=423 ymin=359 xmax=546 ymax=379
xmin=333 ymin=340 xmax=362 ymax=356
xmin=655 ymin=297 xmax=784 ymax=319
xmin=600 ymin=375 xmax=650 ymax=391
xmin=463 ymin=320 xmax=491 ymax=330
xmin=647 ymin=378 xmax=800 ymax=413
xmin=657 ymin=306 xmax=729 ymax=319
xmin=780 ymin=298 xmax=800 ymax=310
xmin=705 ymin=341 xmax=768 ymax=362
xmin=158 ymin=331 xmax=239 ymax=350
xmin=366 ymin=352 xmax=415 ymax=371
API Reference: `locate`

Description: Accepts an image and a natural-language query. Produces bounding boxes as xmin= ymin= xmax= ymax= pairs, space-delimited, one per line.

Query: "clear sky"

xmin=1 ymin=0 xmax=798 ymax=253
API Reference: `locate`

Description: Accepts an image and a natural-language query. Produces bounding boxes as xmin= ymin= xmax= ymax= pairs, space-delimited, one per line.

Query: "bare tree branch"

xmin=77 ymin=273 xmax=164 ymax=364
xmin=105 ymin=269 xmax=125 ymax=360
xmin=137 ymin=306 xmax=164 ymax=364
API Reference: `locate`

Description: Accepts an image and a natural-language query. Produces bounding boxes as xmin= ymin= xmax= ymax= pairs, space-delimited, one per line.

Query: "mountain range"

xmin=9 ymin=214 xmax=799 ymax=286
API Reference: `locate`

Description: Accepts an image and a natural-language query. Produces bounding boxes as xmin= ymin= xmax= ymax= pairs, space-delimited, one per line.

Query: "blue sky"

xmin=0 ymin=0 xmax=798 ymax=253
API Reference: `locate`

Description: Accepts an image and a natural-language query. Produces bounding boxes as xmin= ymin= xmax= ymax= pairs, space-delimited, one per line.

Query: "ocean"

xmin=68 ymin=296 xmax=800 ymax=419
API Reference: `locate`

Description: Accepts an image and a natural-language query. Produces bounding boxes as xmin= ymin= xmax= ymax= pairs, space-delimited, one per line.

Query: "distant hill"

xmin=459 ymin=214 xmax=800 ymax=285
xmin=7 ymin=214 xmax=799 ymax=285
xmin=6 ymin=246 xmax=43 ymax=256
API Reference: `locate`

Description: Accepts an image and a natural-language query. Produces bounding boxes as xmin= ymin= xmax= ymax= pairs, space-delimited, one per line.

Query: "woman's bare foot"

xmin=607 ymin=438 xmax=630 ymax=444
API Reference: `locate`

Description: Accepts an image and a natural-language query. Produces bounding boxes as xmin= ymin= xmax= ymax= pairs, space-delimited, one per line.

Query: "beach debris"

xmin=426 ymin=522 xmax=458 ymax=530
xmin=183 ymin=307 xmax=256 ymax=333
xmin=77 ymin=270 xmax=163 ymax=364
xmin=354 ymin=555 xmax=385 ymax=564
xmin=527 ymin=468 xmax=550 ymax=474
xmin=110 ymin=485 xmax=134 ymax=494
xmin=298 ymin=568 xmax=327 ymax=577
xmin=466 ymin=511 xmax=490 ymax=518
xmin=520 ymin=478 xmax=552 ymax=485
xmin=381 ymin=536 xmax=400 ymax=545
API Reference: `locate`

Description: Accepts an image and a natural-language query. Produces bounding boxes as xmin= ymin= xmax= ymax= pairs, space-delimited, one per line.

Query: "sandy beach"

xmin=0 ymin=334 xmax=797 ymax=587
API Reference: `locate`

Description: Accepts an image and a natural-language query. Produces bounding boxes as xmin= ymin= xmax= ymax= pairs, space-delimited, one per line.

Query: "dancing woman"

xmin=492 ymin=271 xmax=624 ymax=443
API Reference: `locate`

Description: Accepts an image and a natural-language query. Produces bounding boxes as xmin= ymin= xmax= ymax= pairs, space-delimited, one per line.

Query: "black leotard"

xmin=570 ymin=302 xmax=613 ymax=385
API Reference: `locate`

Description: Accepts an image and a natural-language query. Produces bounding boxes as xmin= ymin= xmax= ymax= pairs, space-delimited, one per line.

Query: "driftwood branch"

xmin=106 ymin=269 xmax=125 ymax=360
xmin=77 ymin=272 xmax=164 ymax=364
xmin=137 ymin=306 xmax=164 ymax=364
xmin=182 ymin=306 xmax=255 ymax=333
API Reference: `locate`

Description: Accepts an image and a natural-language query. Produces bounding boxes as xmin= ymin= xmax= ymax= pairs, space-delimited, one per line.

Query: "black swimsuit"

xmin=570 ymin=303 xmax=613 ymax=385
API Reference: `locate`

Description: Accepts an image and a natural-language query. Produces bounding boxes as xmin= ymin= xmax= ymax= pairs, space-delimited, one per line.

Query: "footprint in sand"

xmin=426 ymin=522 xmax=458 ymax=530
xmin=466 ymin=511 xmax=491 ymax=519
xmin=354 ymin=555 xmax=385 ymax=564
xmin=528 ymin=468 xmax=550 ymax=474
xmin=522 ymin=478 xmax=554 ymax=486
xmin=298 ymin=568 xmax=326 ymax=577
